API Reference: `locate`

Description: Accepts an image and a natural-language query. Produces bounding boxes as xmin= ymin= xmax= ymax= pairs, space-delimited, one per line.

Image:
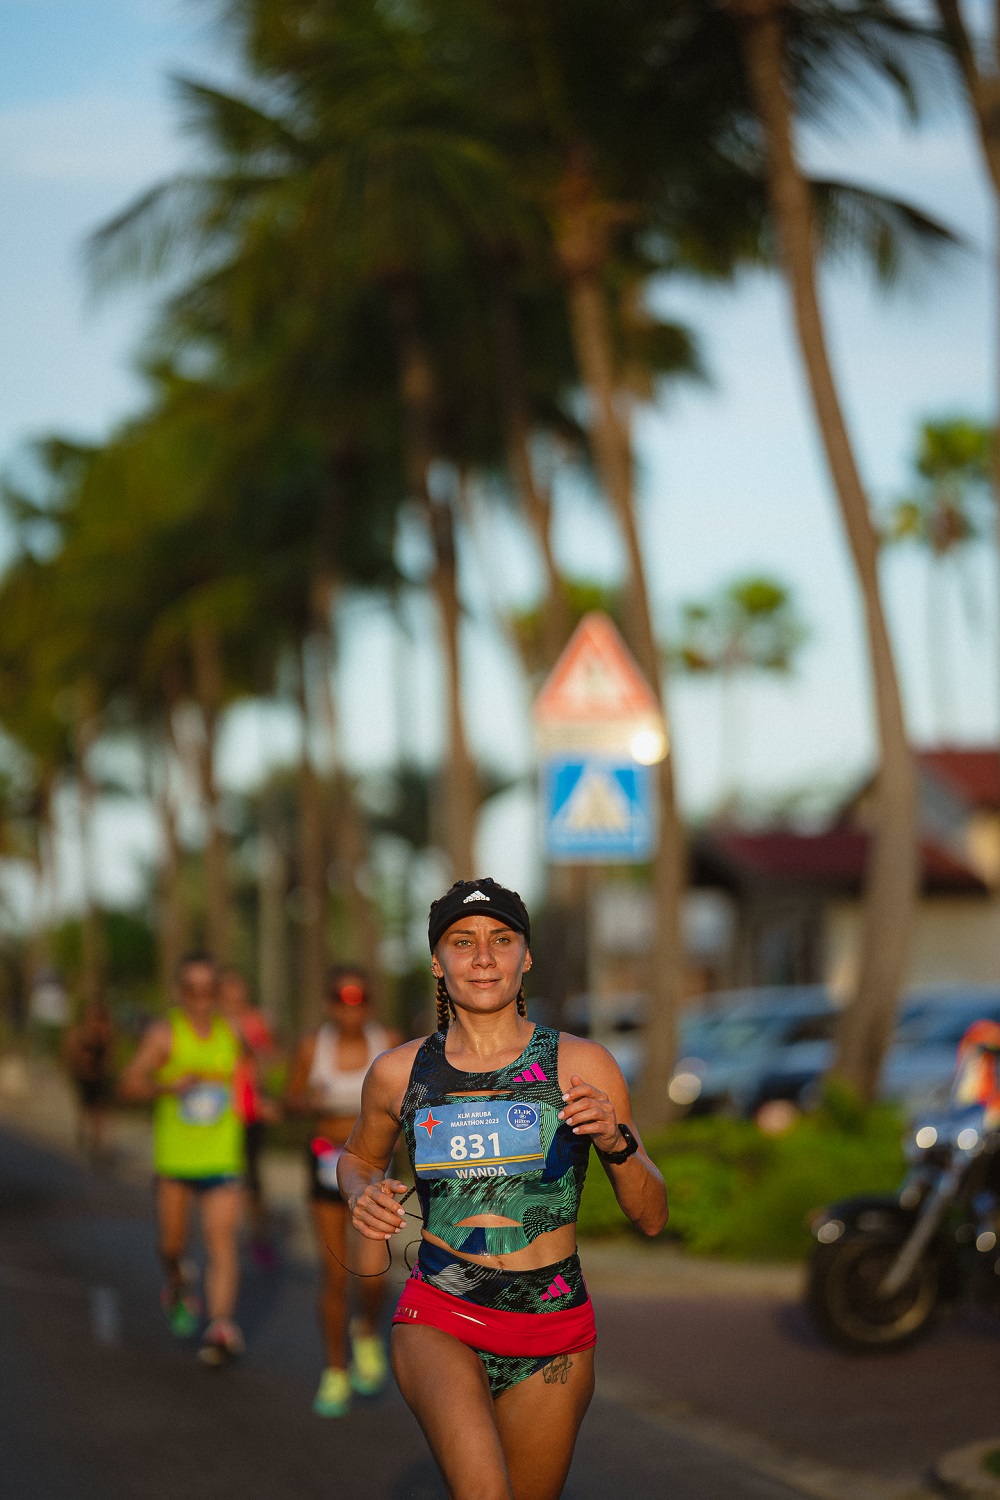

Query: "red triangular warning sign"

xmin=534 ymin=613 xmax=660 ymax=723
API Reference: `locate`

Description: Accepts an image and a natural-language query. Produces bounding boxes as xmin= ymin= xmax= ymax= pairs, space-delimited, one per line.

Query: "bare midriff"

xmin=420 ymin=1222 xmax=578 ymax=1272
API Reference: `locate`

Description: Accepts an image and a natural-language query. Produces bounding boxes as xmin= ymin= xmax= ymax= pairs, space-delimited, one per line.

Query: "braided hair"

xmin=435 ymin=975 xmax=453 ymax=1032
xmin=434 ymin=975 xmax=528 ymax=1032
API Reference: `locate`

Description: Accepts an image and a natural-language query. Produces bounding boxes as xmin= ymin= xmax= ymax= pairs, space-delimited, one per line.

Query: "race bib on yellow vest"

xmin=178 ymin=1082 xmax=230 ymax=1127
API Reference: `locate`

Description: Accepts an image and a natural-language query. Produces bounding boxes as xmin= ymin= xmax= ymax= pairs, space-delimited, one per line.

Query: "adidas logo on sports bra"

xmin=512 ymin=1064 xmax=548 ymax=1084
xmin=463 ymin=890 xmax=489 ymax=902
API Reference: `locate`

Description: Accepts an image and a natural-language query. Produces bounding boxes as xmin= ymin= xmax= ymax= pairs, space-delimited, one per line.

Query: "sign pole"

xmin=534 ymin=612 xmax=668 ymax=1043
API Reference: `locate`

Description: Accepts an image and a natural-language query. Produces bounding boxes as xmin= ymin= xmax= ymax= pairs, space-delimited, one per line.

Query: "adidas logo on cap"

xmin=463 ymin=889 xmax=489 ymax=903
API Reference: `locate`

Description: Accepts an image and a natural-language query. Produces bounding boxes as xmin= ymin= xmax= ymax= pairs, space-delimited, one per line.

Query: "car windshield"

xmin=895 ymin=1000 xmax=1000 ymax=1049
xmin=698 ymin=1015 xmax=777 ymax=1057
xmin=679 ymin=1005 xmax=833 ymax=1059
xmin=678 ymin=1016 xmax=724 ymax=1055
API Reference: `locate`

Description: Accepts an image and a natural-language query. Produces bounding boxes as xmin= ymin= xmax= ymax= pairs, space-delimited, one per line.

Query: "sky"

xmin=1 ymin=0 xmax=998 ymax=911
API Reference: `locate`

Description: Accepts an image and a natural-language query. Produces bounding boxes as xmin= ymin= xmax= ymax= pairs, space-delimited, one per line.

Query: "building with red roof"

xmin=688 ymin=747 xmax=1000 ymax=992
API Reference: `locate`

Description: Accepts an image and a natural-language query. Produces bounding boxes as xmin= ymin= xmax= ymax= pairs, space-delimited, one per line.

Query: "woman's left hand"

xmin=558 ymin=1074 xmax=622 ymax=1153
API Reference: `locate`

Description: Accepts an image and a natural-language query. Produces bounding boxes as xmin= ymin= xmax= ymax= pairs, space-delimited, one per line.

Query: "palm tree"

xmin=933 ymin=4 xmax=1000 ymax=681
xmin=673 ymin=575 xmax=808 ymax=806
xmin=423 ymin=0 xmax=947 ymax=1118
xmin=883 ymin=418 xmax=993 ymax=740
xmin=84 ymin=0 xmax=955 ymax=1104
xmin=0 ymin=444 xmax=121 ymax=1010
xmin=721 ymin=0 xmax=933 ymax=1100
xmin=87 ymin=12 xmax=513 ymax=885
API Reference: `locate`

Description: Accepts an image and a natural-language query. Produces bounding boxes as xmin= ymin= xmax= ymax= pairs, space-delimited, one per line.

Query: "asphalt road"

xmin=595 ymin=1282 xmax=1000 ymax=1487
xmin=0 ymin=1127 xmax=804 ymax=1500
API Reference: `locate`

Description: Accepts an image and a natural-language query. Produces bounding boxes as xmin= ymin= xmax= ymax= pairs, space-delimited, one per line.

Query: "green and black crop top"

xmin=400 ymin=1024 xmax=591 ymax=1257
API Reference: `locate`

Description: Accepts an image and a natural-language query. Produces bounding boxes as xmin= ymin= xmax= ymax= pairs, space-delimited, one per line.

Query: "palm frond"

xmin=86 ymin=173 xmax=286 ymax=295
xmin=171 ymin=76 xmax=310 ymax=165
xmin=812 ymin=179 xmax=963 ymax=285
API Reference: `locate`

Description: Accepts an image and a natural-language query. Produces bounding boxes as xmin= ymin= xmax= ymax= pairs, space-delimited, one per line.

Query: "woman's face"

xmin=178 ymin=961 xmax=218 ymax=1022
xmin=326 ymin=976 xmax=369 ymax=1035
xmin=431 ymin=915 xmax=530 ymax=1018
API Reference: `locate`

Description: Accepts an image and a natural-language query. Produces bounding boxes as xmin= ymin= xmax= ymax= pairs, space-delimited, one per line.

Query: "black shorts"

xmin=244 ymin=1120 xmax=267 ymax=1197
xmin=158 ymin=1174 xmax=242 ymax=1195
xmin=307 ymin=1138 xmax=344 ymax=1204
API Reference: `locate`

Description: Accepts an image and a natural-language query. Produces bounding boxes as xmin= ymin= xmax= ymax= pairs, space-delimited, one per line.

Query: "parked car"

xmin=667 ymin=986 xmax=835 ymax=1116
xmin=728 ymin=986 xmax=1000 ymax=1120
xmin=569 ymin=984 xmax=1000 ymax=1119
xmin=881 ymin=988 xmax=1000 ymax=1116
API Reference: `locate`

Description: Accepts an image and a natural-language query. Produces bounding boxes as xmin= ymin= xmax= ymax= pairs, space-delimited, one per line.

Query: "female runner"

xmin=285 ymin=966 xmax=402 ymax=1416
xmin=338 ymin=879 xmax=668 ymax=1500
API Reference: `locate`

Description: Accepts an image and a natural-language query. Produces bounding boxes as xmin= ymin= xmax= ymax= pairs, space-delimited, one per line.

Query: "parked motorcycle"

xmin=806 ymin=1100 xmax=1000 ymax=1351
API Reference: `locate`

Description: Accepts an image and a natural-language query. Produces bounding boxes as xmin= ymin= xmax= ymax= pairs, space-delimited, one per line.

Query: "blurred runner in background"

xmin=285 ymin=965 xmax=401 ymax=1417
xmin=63 ymin=999 xmax=115 ymax=1159
xmin=120 ymin=951 xmax=247 ymax=1368
xmin=953 ymin=1018 xmax=1000 ymax=1128
xmin=219 ymin=966 xmax=281 ymax=1267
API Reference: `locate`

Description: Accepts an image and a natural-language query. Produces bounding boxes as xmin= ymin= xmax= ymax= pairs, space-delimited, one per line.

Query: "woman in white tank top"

xmin=285 ymin=966 xmax=402 ymax=1417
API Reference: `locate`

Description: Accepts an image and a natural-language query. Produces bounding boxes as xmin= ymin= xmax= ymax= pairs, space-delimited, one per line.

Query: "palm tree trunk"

xmin=153 ymin=691 xmax=189 ymax=998
xmin=257 ymin=788 xmax=289 ymax=1032
xmin=73 ymin=690 xmax=106 ymax=1010
xmin=27 ymin=777 xmax=55 ymax=1003
xmin=389 ymin=281 xmax=478 ymax=880
xmin=190 ymin=621 xmax=233 ymax=963
xmin=296 ymin=647 xmax=328 ymax=1031
xmin=155 ymin=769 xmax=186 ymax=999
xmin=331 ymin=770 xmax=388 ymax=1008
xmin=554 ymin=159 xmax=685 ymax=1128
xmin=933 ymin=0 xmax=1000 ymax=795
xmin=429 ymin=498 xmax=478 ymax=880
xmin=734 ymin=0 xmax=917 ymax=1101
xmin=309 ymin=583 xmax=387 ymax=1017
xmin=487 ymin=266 xmax=572 ymax=668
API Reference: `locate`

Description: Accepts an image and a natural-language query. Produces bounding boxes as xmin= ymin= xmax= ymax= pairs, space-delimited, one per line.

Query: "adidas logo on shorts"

xmin=463 ymin=890 xmax=489 ymax=903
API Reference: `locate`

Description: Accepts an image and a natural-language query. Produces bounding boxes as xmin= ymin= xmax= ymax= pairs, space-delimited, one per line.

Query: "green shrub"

xmin=577 ymin=1098 xmax=905 ymax=1260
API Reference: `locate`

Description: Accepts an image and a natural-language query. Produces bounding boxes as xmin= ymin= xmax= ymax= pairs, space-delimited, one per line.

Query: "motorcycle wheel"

xmin=806 ymin=1234 xmax=939 ymax=1353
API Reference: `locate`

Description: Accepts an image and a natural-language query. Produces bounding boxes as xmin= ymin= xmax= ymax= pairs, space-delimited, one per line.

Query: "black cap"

xmin=428 ymin=879 xmax=531 ymax=954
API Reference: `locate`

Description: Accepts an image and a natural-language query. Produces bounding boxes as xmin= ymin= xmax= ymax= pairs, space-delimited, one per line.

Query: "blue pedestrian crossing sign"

xmin=544 ymin=758 xmax=656 ymax=862
xmin=535 ymin=612 xmax=666 ymax=865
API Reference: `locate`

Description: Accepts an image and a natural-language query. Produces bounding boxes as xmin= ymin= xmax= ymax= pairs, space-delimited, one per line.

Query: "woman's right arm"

xmin=338 ymin=1044 xmax=418 ymax=1241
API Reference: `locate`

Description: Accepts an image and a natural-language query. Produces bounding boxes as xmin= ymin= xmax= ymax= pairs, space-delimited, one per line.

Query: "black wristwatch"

xmin=595 ymin=1123 xmax=639 ymax=1165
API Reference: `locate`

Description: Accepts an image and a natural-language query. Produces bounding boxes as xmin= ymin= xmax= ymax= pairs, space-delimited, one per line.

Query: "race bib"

xmin=413 ymin=1100 xmax=544 ymax=1180
xmin=312 ymin=1141 xmax=343 ymax=1189
xmin=179 ymin=1082 xmax=229 ymax=1127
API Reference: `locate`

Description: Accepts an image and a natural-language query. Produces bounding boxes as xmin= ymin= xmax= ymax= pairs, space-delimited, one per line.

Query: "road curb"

xmin=934 ymin=1442 xmax=1000 ymax=1497
xmin=597 ymin=1373 xmax=939 ymax=1500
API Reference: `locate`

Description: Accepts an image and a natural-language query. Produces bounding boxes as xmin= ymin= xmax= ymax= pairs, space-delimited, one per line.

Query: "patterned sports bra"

xmin=400 ymin=1025 xmax=591 ymax=1257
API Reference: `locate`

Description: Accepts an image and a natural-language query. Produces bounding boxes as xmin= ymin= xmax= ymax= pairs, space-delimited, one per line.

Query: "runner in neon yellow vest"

xmin=154 ymin=1007 xmax=243 ymax=1178
xmin=121 ymin=951 xmax=249 ymax=1367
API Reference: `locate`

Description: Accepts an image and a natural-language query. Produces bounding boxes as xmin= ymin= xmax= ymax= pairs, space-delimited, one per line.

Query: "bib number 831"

xmin=449 ymin=1133 xmax=501 ymax=1160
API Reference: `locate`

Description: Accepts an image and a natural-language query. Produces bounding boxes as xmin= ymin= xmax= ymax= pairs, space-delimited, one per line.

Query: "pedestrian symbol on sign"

xmin=544 ymin=759 xmax=654 ymax=861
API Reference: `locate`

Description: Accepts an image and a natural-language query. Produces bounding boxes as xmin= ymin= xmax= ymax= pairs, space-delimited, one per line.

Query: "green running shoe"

xmin=313 ymin=1367 xmax=351 ymax=1417
xmin=350 ymin=1333 xmax=388 ymax=1396
xmin=160 ymin=1286 xmax=200 ymax=1339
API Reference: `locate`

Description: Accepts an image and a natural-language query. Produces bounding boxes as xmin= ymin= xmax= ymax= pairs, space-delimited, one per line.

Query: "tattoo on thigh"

xmin=542 ymin=1355 xmax=573 ymax=1385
